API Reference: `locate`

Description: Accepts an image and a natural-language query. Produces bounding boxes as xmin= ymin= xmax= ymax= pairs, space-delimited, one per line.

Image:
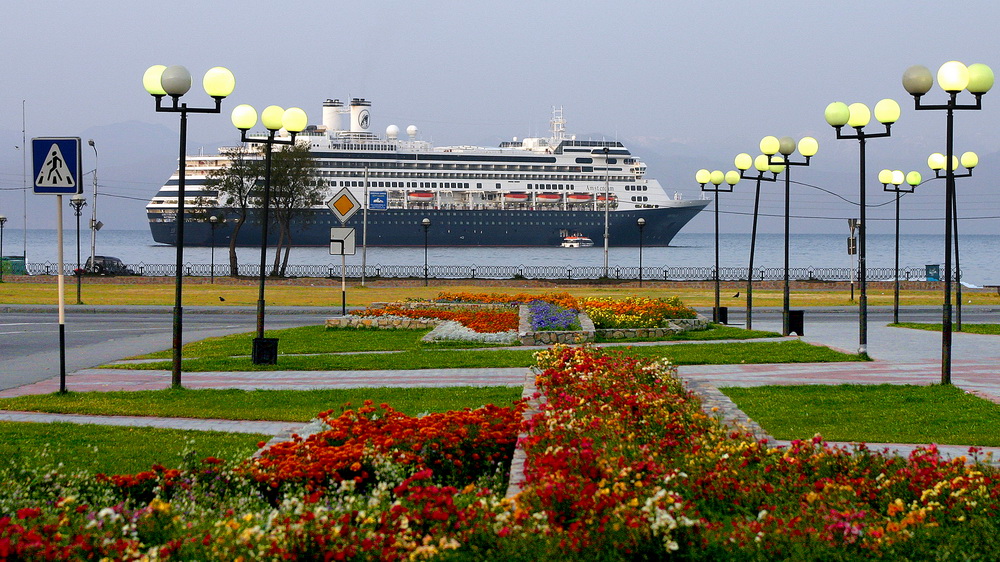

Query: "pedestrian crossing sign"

xmin=32 ymin=137 xmax=82 ymax=195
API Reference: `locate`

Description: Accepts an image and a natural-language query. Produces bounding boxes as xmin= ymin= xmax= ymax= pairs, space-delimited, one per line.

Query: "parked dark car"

xmin=85 ymin=255 xmax=135 ymax=276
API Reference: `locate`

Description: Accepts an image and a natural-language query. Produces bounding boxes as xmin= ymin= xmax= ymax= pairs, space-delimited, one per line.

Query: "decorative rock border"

xmin=325 ymin=316 xmax=439 ymax=330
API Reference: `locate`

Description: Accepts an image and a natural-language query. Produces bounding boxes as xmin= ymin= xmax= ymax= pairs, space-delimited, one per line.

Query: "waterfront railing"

xmin=22 ymin=262 xmax=936 ymax=283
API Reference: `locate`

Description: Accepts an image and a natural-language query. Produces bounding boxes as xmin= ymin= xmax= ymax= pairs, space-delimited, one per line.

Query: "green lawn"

xmin=0 ymin=386 xmax=523 ymax=422
xmin=0 ymin=422 xmax=266 ymax=475
xmin=891 ymin=322 xmax=1000 ymax=335
xmin=722 ymin=384 xmax=1000 ymax=446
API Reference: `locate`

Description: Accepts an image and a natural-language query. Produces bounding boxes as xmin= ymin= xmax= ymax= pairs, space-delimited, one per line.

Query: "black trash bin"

xmin=252 ymin=337 xmax=279 ymax=365
xmin=713 ymin=306 xmax=728 ymax=325
xmin=788 ymin=310 xmax=805 ymax=336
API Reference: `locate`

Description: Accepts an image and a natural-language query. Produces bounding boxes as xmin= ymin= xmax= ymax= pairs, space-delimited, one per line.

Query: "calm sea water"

xmin=4 ymin=229 xmax=999 ymax=285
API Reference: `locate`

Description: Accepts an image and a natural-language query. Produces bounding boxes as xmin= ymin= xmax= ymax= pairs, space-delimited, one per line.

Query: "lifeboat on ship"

xmin=596 ymin=194 xmax=617 ymax=202
xmin=536 ymin=192 xmax=562 ymax=202
xmin=504 ymin=192 xmax=529 ymax=201
xmin=407 ymin=191 xmax=435 ymax=202
xmin=567 ymin=193 xmax=592 ymax=202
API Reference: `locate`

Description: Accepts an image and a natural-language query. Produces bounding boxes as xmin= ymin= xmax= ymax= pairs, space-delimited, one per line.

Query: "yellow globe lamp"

xmin=754 ymin=154 xmax=771 ymax=172
xmin=143 ymin=65 xmax=167 ymax=96
xmin=797 ymin=137 xmax=818 ymax=157
xmin=282 ymin=107 xmax=308 ymax=133
xmin=734 ymin=153 xmax=753 ymax=171
xmin=878 ymin=169 xmax=894 ymax=185
xmin=824 ymin=102 xmax=850 ymax=127
xmin=709 ymin=170 xmax=725 ymax=186
xmin=874 ymin=99 xmax=901 ymax=124
xmin=967 ymin=63 xmax=995 ymax=94
xmin=960 ymin=151 xmax=979 ymax=169
xmin=203 ymin=67 xmax=236 ymax=99
xmin=695 ymin=169 xmax=711 ymax=185
xmin=261 ymin=105 xmax=285 ymax=131
xmin=906 ymin=171 xmax=922 ymax=186
xmin=725 ymin=171 xmax=740 ymax=185
xmin=760 ymin=136 xmax=779 ymax=156
xmin=231 ymin=104 xmax=258 ymax=131
xmin=937 ymin=61 xmax=970 ymax=93
xmin=927 ymin=153 xmax=946 ymax=171
xmin=847 ymin=103 xmax=871 ymax=128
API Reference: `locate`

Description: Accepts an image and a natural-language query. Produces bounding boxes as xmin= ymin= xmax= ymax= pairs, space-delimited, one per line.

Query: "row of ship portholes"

xmin=630 ymin=196 xmax=649 ymax=202
xmin=624 ymin=185 xmax=648 ymax=191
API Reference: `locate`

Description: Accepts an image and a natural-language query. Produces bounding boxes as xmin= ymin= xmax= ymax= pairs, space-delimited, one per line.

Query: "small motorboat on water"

xmin=560 ymin=235 xmax=594 ymax=248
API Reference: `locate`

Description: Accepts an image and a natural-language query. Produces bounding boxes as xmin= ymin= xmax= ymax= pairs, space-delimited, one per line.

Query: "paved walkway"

xmin=680 ymin=313 xmax=1000 ymax=464
xmin=2 ymin=312 xmax=998 ymax=465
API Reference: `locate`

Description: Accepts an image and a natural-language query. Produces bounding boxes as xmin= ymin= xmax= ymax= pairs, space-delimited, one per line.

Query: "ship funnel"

xmin=350 ymin=98 xmax=372 ymax=133
xmin=323 ymin=99 xmax=344 ymax=132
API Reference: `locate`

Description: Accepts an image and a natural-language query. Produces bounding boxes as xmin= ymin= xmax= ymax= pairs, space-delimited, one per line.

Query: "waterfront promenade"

xmin=0 ymin=306 xmax=998 ymax=463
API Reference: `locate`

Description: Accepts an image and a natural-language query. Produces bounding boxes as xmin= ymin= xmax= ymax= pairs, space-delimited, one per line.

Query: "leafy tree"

xmin=204 ymin=145 xmax=261 ymax=276
xmin=260 ymin=142 xmax=325 ymax=276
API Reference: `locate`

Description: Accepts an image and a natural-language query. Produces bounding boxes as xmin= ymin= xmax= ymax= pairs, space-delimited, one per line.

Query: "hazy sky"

xmin=1 ymin=0 xmax=999 ymax=237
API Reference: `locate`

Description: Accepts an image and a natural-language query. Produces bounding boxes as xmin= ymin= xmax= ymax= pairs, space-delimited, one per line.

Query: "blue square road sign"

xmin=32 ymin=137 xmax=82 ymax=195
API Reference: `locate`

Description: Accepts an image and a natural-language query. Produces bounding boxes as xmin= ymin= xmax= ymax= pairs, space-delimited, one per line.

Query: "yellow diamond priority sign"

xmin=327 ymin=188 xmax=360 ymax=224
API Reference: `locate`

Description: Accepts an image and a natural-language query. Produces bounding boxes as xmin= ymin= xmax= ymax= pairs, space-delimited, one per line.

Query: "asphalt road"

xmin=0 ymin=306 xmax=333 ymax=391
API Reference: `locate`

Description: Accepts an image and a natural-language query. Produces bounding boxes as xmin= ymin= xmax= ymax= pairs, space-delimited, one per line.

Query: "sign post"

xmin=327 ymin=189 xmax=361 ymax=316
xmin=33 ymin=137 xmax=82 ymax=394
xmin=330 ymin=227 xmax=357 ymax=315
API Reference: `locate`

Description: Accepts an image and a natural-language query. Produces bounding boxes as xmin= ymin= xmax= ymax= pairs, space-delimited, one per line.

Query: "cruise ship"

xmin=146 ymin=99 xmax=708 ymax=247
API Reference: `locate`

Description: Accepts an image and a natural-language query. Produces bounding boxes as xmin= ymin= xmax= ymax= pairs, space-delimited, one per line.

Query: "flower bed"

xmin=3 ymin=347 xmax=1000 ymax=559
xmin=580 ymin=295 xmax=697 ymax=329
xmin=353 ymin=303 xmax=518 ymax=333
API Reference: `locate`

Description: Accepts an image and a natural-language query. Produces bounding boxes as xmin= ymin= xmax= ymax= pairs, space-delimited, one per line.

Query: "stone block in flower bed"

xmin=595 ymin=315 xmax=709 ymax=340
xmin=325 ymin=316 xmax=439 ymax=330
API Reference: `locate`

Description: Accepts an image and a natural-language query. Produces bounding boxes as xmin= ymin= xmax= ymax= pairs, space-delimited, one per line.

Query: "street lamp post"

xmin=0 ymin=215 xmax=6 ymax=282
xmin=88 ymin=140 xmax=99 ymax=270
xmin=209 ymin=214 xmax=224 ymax=284
xmin=927 ymin=151 xmax=978 ymax=331
xmin=69 ymin=195 xmax=87 ymax=304
xmin=602 ymin=146 xmax=611 ymax=278
xmin=696 ymin=169 xmax=739 ymax=323
xmin=878 ymin=169 xmax=921 ymax=324
xmin=232 ymin=104 xmax=308 ymax=364
xmin=735 ymin=154 xmax=782 ymax=330
xmin=902 ymin=61 xmax=993 ymax=385
xmin=824 ymin=99 xmax=900 ymax=357
xmin=143 ymin=64 xmax=235 ymax=388
xmin=636 ymin=217 xmax=646 ymax=287
xmin=422 ymin=218 xmax=431 ymax=286
xmin=761 ymin=136 xmax=818 ymax=336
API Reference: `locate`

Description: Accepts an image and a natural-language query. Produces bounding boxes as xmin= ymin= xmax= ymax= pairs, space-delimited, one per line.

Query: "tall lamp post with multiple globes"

xmin=87 ymin=139 xmax=99 ymax=270
xmin=422 ymin=218 xmax=431 ymax=286
xmin=735 ymin=153 xmax=783 ymax=330
xmin=0 ymin=215 xmax=6 ymax=282
xmin=695 ymin=169 xmax=739 ymax=323
xmin=824 ymin=98 xmax=899 ymax=357
xmin=636 ymin=217 xmax=646 ymax=287
xmin=69 ymin=195 xmax=87 ymax=305
xmin=231 ymin=103 xmax=308 ymax=365
xmin=878 ymin=169 xmax=921 ymax=324
xmin=761 ymin=135 xmax=818 ymax=336
xmin=927 ymin=150 xmax=978 ymax=332
xmin=902 ymin=60 xmax=993 ymax=385
xmin=143 ymin=64 xmax=235 ymax=388
xmin=208 ymin=214 xmax=225 ymax=284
